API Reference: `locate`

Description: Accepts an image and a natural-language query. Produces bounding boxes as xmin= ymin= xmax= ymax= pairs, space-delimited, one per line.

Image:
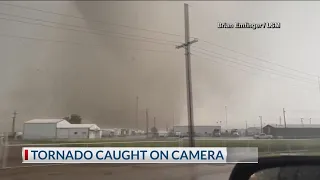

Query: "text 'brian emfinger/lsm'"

xmin=235 ymin=22 xmax=281 ymax=30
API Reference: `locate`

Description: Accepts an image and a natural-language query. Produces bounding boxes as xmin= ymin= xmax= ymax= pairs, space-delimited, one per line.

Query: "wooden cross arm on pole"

xmin=176 ymin=39 xmax=198 ymax=49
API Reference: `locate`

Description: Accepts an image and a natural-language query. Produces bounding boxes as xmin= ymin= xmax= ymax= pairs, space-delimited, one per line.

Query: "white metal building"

xmin=57 ymin=123 xmax=101 ymax=139
xmin=23 ymin=119 xmax=67 ymax=140
xmin=173 ymin=125 xmax=221 ymax=136
xmin=23 ymin=119 xmax=101 ymax=140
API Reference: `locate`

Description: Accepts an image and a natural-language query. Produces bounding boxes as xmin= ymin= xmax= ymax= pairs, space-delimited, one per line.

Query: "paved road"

xmin=0 ymin=164 xmax=235 ymax=180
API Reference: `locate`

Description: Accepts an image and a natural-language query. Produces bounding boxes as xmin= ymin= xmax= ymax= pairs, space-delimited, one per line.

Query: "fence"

xmin=1 ymin=137 xmax=319 ymax=168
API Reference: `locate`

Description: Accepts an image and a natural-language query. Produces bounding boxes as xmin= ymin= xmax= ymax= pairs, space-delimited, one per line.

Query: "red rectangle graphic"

xmin=24 ymin=149 xmax=28 ymax=160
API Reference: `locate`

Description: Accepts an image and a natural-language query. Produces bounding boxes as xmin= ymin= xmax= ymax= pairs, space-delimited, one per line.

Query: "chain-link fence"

xmin=1 ymin=137 xmax=319 ymax=168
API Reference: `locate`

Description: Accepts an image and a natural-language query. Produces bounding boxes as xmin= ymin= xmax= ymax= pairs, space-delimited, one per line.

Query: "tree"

xmin=63 ymin=116 xmax=70 ymax=121
xmin=150 ymin=126 xmax=158 ymax=137
xmin=151 ymin=126 xmax=158 ymax=133
xmin=64 ymin=114 xmax=82 ymax=124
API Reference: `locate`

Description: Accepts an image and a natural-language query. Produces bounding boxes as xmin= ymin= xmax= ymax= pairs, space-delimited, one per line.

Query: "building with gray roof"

xmin=263 ymin=124 xmax=320 ymax=138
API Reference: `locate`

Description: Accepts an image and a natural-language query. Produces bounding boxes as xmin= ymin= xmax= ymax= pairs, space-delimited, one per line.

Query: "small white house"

xmin=57 ymin=123 xmax=101 ymax=139
xmin=23 ymin=119 xmax=101 ymax=140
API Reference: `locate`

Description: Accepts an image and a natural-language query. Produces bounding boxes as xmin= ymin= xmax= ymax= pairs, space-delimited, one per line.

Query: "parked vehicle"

xmin=213 ymin=132 xmax=221 ymax=137
xmin=232 ymin=132 xmax=240 ymax=137
xmin=231 ymin=129 xmax=240 ymax=137
xmin=213 ymin=129 xmax=221 ymax=137
xmin=254 ymin=133 xmax=273 ymax=139
xmin=158 ymin=131 xmax=168 ymax=137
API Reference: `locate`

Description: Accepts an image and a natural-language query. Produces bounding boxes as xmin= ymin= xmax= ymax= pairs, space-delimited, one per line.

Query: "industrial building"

xmin=263 ymin=124 xmax=320 ymax=138
xmin=23 ymin=119 xmax=101 ymax=140
xmin=173 ymin=125 xmax=221 ymax=136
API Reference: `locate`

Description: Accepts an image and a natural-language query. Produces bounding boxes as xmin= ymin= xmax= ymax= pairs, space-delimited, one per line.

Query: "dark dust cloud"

xmin=0 ymin=1 xmax=187 ymax=131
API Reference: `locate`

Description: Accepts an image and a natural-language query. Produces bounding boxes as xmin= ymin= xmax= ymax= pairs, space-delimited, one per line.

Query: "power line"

xmin=4 ymin=1 xmax=308 ymax=81
xmin=193 ymin=47 xmax=317 ymax=83
xmin=200 ymin=39 xmax=318 ymax=78
xmin=194 ymin=46 xmax=317 ymax=82
xmin=190 ymin=2 xmax=316 ymax=78
xmin=192 ymin=53 xmax=318 ymax=91
xmin=0 ymin=32 xmax=178 ymax=54
xmin=192 ymin=53 xmax=259 ymax=75
xmin=193 ymin=50 xmax=316 ymax=85
xmin=192 ymin=50 xmax=317 ymax=85
xmin=0 ymin=15 xmax=177 ymax=46
xmin=0 ymin=2 xmax=185 ymax=38
xmin=2 ymin=2 xmax=317 ymax=86
xmin=0 ymin=11 xmax=181 ymax=44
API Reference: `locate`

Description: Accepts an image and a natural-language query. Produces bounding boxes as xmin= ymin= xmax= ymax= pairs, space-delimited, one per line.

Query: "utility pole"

xmin=259 ymin=116 xmax=263 ymax=133
xmin=279 ymin=116 xmax=282 ymax=125
xmin=172 ymin=111 xmax=175 ymax=132
xmin=176 ymin=3 xmax=198 ymax=147
xmin=310 ymin=118 xmax=312 ymax=124
xmin=145 ymin=109 xmax=149 ymax=138
xmin=12 ymin=111 xmax=17 ymax=134
xmin=135 ymin=96 xmax=139 ymax=129
xmin=318 ymin=76 xmax=320 ymax=93
xmin=225 ymin=105 xmax=228 ymax=130
xmin=154 ymin=117 xmax=156 ymax=128
xmin=245 ymin=121 xmax=248 ymax=136
xmin=283 ymin=108 xmax=287 ymax=128
xmin=301 ymin=118 xmax=304 ymax=126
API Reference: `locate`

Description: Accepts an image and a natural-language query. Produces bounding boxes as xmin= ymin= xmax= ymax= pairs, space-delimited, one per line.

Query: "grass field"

xmin=13 ymin=138 xmax=175 ymax=144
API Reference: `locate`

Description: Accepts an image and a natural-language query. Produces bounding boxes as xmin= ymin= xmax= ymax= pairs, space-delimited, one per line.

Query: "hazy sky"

xmin=1 ymin=1 xmax=320 ymax=131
